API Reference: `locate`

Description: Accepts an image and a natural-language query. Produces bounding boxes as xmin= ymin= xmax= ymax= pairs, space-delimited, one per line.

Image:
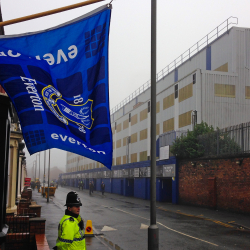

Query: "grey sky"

xmin=2 ymin=0 xmax=250 ymax=173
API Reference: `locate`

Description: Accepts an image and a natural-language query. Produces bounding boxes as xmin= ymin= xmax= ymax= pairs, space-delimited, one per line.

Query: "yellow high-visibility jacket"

xmin=56 ymin=214 xmax=86 ymax=250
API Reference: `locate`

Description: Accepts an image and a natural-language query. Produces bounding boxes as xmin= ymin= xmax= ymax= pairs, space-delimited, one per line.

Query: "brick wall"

xmin=29 ymin=218 xmax=46 ymax=236
xmin=178 ymin=155 xmax=250 ymax=214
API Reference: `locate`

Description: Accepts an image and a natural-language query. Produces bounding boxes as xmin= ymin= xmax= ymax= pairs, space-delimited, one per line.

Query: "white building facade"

xmin=66 ymin=24 xmax=250 ymax=172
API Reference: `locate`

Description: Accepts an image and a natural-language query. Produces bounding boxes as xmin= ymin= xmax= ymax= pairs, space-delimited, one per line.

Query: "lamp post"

xmin=47 ymin=149 xmax=51 ymax=203
xmin=36 ymin=153 xmax=40 ymax=181
xmin=33 ymin=160 xmax=36 ymax=180
xmin=148 ymin=1 xmax=159 ymax=249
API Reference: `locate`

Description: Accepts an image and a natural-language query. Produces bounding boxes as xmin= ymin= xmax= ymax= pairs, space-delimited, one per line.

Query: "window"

xmin=179 ymin=83 xmax=193 ymax=103
xmin=246 ymin=86 xmax=250 ymax=99
xmin=116 ymin=123 xmax=122 ymax=132
xmin=193 ymin=73 xmax=196 ymax=84
xmin=140 ymin=151 xmax=147 ymax=161
xmin=123 ymin=119 xmax=129 ymax=130
xmin=131 ymin=153 xmax=137 ymax=163
xmin=148 ymin=101 xmax=150 ymax=113
xmin=140 ymin=129 xmax=147 ymax=141
xmin=163 ymin=94 xmax=174 ymax=110
xmin=214 ymin=84 xmax=235 ymax=98
xmin=179 ymin=111 xmax=192 ymax=128
xmin=163 ymin=118 xmax=174 ymax=133
xmin=131 ymin=133 xmax=137 ymax=143
xmin=140 ymin=108 xmax=148 ymax=121
xmin=175 ymin=84 xmax=178 ymax=99
xmin=116 ymin=139 xmax=121 ymax=148
xmin=156 ymin=101 xmax=160 ymax=113
xmin=131 ymin=114 xmax=137 ymax=125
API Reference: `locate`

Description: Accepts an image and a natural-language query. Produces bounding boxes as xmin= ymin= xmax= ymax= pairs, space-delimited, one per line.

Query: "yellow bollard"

xmin=85 ymin=220 xmax=94 ymax=237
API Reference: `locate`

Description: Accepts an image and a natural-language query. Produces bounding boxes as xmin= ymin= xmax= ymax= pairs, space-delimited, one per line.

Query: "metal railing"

xmin=198 ymin=122 xmax=250 ymax=157
xmin=110 ymin=16 xmax=238 ymax=115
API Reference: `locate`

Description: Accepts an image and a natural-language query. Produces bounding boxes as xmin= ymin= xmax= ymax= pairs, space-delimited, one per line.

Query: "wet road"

xmin=45 ymin=187 xmax=250 ymax=250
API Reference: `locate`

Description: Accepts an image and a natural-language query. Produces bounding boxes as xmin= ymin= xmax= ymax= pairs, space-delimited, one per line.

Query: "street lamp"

xmin=33 ymin=160 xmax=36 ymax=180
xmin=36 ymin=153 xmax=40 ymax=181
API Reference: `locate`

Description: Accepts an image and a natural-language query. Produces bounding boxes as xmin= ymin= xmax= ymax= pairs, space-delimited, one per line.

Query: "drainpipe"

xmin=15 ymin=142 xmax=25 ymax=201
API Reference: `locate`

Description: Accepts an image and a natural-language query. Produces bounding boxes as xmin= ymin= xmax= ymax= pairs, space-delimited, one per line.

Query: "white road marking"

xmin=140 ymin=223 xmax=149 ymax=229
xmin=101 ymin=226 xmax=117 ymax=231
xmin=113 ymin=207 xmax=218 ymax=247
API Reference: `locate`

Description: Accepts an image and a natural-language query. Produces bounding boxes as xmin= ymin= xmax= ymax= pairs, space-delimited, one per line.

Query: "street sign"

xmin=163 ymin=164 xmax=176 ymax=177
xmin=160 ymin=145 xmax=170 ymax=160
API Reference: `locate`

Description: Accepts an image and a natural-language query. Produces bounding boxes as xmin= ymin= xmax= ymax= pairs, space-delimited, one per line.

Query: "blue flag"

xmin=0 ymin=5 xmax=113 ymax=169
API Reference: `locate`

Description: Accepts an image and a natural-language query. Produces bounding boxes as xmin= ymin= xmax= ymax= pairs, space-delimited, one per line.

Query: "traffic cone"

xmin=85 ymin=220 xmax=94 ymax=237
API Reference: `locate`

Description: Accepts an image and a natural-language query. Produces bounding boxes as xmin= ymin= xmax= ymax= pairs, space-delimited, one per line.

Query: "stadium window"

xmin=193 ymin=73 xmax=196 ymax=84
xmin=175 ymin=84 xmax=178 ymax=99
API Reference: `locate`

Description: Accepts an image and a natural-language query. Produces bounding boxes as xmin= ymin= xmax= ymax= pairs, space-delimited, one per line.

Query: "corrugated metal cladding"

xmin=66 ymin=26 xmax=250 ymax=172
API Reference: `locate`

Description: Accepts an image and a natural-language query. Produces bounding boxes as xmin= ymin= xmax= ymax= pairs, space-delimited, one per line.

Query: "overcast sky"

xmin=2 ymin=0 xmax=250 ymax=174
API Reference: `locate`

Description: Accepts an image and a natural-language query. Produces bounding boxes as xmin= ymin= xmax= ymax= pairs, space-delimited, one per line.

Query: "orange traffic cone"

xmin=85 ymin=220 xmax=94 ymax=237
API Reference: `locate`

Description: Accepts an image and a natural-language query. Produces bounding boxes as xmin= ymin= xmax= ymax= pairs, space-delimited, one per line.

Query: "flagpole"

xmin=0 ymin=0 xmax=105 ymax=27
xmin=148 ymin=0 xmax=159 ymax=250
xmin=47 ymin=149 xmax=50 ymax=203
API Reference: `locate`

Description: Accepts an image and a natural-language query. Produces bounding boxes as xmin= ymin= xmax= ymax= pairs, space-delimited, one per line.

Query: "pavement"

xmin=31 ymin=187 xmax=250 ymax=250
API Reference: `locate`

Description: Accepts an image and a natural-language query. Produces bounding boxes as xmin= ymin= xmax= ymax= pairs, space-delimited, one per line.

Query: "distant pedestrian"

xmin=54 ymin=191 xmax=86 ymax=250
xmin=89 ymin=181 xmax=93 ymax=196
xmin=78 ymin=180 xmax=83 ymax=190
xmin=91 ymin=181 xmax=94 ymax=194
xmin=101 ymin=182 xmax=105 ymax=195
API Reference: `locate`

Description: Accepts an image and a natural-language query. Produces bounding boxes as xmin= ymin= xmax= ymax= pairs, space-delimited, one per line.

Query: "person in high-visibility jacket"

xmin=54 ymin=191 xmax=86 ymax=250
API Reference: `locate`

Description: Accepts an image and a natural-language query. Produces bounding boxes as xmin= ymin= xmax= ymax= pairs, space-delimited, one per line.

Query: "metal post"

xmin=47 ymin=149 xmax=51 ymax=203
xmin=217 ymin=129 xmax=219 ymax=155
xmin=148 ymin=0 xmax=159 ymax=250
xmin=39 ymin=152 xmax=40 ymax=181
xmin=0 ymin=0 xmax=105 ymax=27
xmin=241 ymin=123 xmax=244 ymax=152
xmin=34 ymin=160 xmax=36 ymax=180
xmin=43 ymin=150 xmax=46 ymax=197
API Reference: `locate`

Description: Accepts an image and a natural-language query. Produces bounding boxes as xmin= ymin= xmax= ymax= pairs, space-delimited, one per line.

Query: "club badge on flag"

xmin=0 ymin=5 xmax=113 ymax=169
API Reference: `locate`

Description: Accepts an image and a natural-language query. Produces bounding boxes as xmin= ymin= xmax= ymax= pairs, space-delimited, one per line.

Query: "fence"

xmin=198 ymin=122 xmax=250 ymax=157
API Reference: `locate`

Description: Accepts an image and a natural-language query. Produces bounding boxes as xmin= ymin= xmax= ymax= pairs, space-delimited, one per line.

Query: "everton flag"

xmin=0 ymin=5 xmax=113 ymax=169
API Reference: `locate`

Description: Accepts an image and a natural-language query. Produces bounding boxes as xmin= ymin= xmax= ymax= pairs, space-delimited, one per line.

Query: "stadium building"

xmin=62 ymin=17 xmax=250 ymax=202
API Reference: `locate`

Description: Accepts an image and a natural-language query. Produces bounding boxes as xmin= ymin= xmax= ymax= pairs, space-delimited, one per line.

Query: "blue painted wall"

xmin=124 ymin=178 xmax=134 ymax=196
xmin=172 ymin=161 xmax=179 ymax=204
xmin=146 ymin=178 xmax=150 ymax=200
xmin=112 ymin=178 xmax=122 ymax=195
xmin=96 ymin=179 xmax=102 ymax=191
xmin=62 ymin=156 xmax=179 ymax=204
xmin=102 ymin=178 xmax=112 ymax=193
xmin=134 ymin=178 xmax=147 ymax=199
xmin=156 ymin=178 xmax=161 ymax=201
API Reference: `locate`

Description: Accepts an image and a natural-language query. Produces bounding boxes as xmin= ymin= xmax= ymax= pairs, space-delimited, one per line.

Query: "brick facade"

xmin=178 ymin=155 xmax=250 ymax=214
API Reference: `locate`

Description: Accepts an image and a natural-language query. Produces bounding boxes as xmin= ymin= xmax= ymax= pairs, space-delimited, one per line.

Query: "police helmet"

xmin=64 ymin=191 xmax=82 ymax=207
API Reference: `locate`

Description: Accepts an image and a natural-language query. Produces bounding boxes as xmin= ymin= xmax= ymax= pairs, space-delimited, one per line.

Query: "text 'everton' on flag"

xmin=0 ymin=5 xmax=113 ymax=169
